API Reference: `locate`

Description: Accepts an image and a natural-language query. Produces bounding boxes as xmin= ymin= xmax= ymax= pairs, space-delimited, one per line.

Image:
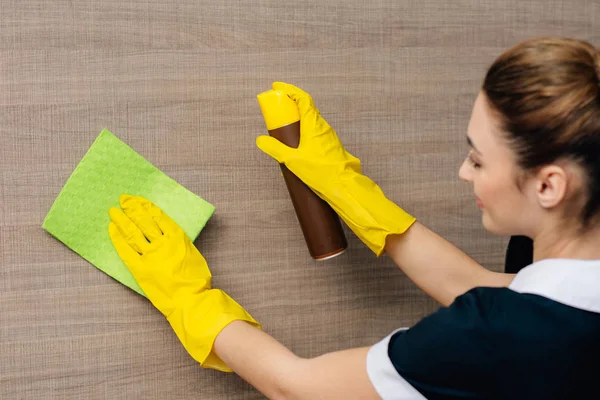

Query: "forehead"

xmin=467 ymin=92 xmax=504 ymax=152
xmin=468 ymin=93 xmax=492 ymax=135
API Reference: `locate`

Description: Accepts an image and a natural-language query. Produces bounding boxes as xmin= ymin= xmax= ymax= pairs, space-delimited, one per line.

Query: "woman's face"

xmin=458 ymin=92 xmax=535 ymax=236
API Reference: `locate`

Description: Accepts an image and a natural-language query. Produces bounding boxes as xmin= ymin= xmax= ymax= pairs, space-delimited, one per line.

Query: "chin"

xmin=481 ymin=212 xmax=510 ymax=235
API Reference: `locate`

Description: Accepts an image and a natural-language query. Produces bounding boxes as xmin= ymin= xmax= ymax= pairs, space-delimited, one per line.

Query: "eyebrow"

xmin=467 ymin=136 xmax=482 ymax=154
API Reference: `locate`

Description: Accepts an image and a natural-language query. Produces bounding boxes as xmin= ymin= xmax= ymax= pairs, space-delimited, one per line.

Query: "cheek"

xmin=475 ymin=175 xmax=502 ymax=206
xmin=476 ymin=175 xmax=524 ymax=233
xmin=476 ymin=170 xmax=517 ymax=208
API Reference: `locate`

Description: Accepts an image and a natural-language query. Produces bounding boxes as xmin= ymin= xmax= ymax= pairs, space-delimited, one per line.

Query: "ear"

xmin=535 ymin=165 xmax=568 ymax=209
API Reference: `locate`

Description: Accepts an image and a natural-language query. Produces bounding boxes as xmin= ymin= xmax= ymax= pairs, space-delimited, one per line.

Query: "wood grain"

xmin=1 ymin=0 xmax=598 ymax=398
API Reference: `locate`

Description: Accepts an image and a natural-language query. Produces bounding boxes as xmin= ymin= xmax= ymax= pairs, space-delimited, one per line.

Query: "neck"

xmin=533 ymin=221 xmax=600 ymax=261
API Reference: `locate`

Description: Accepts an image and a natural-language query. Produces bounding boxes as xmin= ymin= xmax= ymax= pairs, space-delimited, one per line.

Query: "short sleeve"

xmin=368 ymin=288 xmax=504 ymax=399
xmin=366 ymin=328 xmax=427 ymax=400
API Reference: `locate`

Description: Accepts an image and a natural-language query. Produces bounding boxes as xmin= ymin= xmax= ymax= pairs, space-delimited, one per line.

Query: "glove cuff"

xmin=166 ymin=289 xmax=262 ymax=372
xmin=324 ymin=171 xmax=417 ymax=256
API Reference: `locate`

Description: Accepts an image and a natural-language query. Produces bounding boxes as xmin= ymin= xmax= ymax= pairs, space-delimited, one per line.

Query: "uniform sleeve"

xmin=367 ymin=288 xmax=501 ymax=400
xmin=367 ymin=328 xmax=428 ymax=399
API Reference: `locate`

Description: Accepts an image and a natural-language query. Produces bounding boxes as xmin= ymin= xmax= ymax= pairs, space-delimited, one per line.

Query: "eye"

xmin=468 ymin=152 xmax=481 ymax=169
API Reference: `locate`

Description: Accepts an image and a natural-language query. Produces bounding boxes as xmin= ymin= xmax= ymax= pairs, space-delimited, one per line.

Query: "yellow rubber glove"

xmin=256 ymin=82 xmax=416 ymax=256
xmin=108 ymin=194 xmax=261 ymax=372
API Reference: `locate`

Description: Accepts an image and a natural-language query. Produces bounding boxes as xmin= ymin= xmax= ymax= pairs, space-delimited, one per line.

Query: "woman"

xmin=108 ymin=36 xmax=600 ymax=399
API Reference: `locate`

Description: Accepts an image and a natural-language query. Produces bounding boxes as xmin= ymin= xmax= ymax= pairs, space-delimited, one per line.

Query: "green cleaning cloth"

xmin=42 ymin=129 xmax=215 ymax=296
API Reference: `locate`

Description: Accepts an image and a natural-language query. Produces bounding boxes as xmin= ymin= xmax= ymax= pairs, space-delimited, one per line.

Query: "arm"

xmin=214 ymin=320 xmax=380 ymax=400
xmin=256 ymin=82 xmax=515 ymax=307
xmin=212 ymin=228 xmax=510 ymax=398
xmin=108 ymin=195 xmax=385 ymax=397
xmin=384 ymin=222 xmax=515 ymax=307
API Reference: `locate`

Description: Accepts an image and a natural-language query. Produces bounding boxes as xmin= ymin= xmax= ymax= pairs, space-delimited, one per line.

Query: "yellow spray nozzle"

xmin=256 ymin=89 xmax=300 ymax=131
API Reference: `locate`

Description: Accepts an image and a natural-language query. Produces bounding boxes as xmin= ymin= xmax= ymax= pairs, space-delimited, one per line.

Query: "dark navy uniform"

xmin=366 ymin=258 xmax=600 ymax=399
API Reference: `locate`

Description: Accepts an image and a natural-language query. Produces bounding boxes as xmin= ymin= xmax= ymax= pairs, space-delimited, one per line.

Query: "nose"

xmin=458 ymin=158 xmax=472 ymax=182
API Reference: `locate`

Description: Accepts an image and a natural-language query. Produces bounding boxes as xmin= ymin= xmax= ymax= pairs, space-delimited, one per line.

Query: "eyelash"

xmin=468 ymin=153 xmax=481 ymax=169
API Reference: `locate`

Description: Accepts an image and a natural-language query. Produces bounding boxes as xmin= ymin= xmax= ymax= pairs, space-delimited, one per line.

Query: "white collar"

xmin=508 ymin=258 xmax=600 ymax=314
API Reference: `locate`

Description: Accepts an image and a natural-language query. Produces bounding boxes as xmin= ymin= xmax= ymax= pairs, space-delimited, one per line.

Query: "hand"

xmin=256 ymin=82 xmax=416 ymax=256
xmin=256 ymin=82 xmax=364 ymax=182
xmin=108 ymin=194 xmax=211 ymax=316
xmin=108 ymin=194 xmax=261 ymax=372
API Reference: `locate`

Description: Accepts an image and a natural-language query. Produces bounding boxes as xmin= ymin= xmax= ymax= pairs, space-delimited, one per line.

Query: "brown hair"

xmin=483 ymin=37 xmax=600 ymax=227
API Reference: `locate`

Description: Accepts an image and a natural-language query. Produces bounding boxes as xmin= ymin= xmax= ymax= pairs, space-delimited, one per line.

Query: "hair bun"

xmin=595 ymin=50 xmax=600 ymax=81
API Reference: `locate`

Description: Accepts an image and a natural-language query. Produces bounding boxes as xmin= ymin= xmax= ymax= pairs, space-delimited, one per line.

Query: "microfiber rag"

xmin=42 ymin=129 xmax=215 ymax=296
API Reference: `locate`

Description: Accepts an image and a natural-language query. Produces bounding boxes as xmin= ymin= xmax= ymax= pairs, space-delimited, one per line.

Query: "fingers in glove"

xmin=255 ymin=135 xmax=291 ymax=163
xmin=108 ymin=222 xmax=142 ymax=263
xmin=119 ymin=194 xmax=164 ymax=241
xmin=271 ymin=81 xmax=324 ymax=140
xmin=120 ymin=194 xmax=181 ymax=236
xmin=272 ymin=82 xmax=317 ymax=118
xmin=109 ymin=207 xmax=151 ymax=254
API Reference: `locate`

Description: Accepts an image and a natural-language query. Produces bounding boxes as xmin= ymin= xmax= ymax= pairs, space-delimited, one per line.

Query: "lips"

xmin=476 ymin=198 xmax=484 ymax=208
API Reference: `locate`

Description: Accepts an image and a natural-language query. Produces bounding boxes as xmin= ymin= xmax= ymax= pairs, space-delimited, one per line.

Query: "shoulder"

xmin=367 ymin=286 xmax=600 ymax=399
xmin=367 ymin=287 xmax=512 ymax=399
